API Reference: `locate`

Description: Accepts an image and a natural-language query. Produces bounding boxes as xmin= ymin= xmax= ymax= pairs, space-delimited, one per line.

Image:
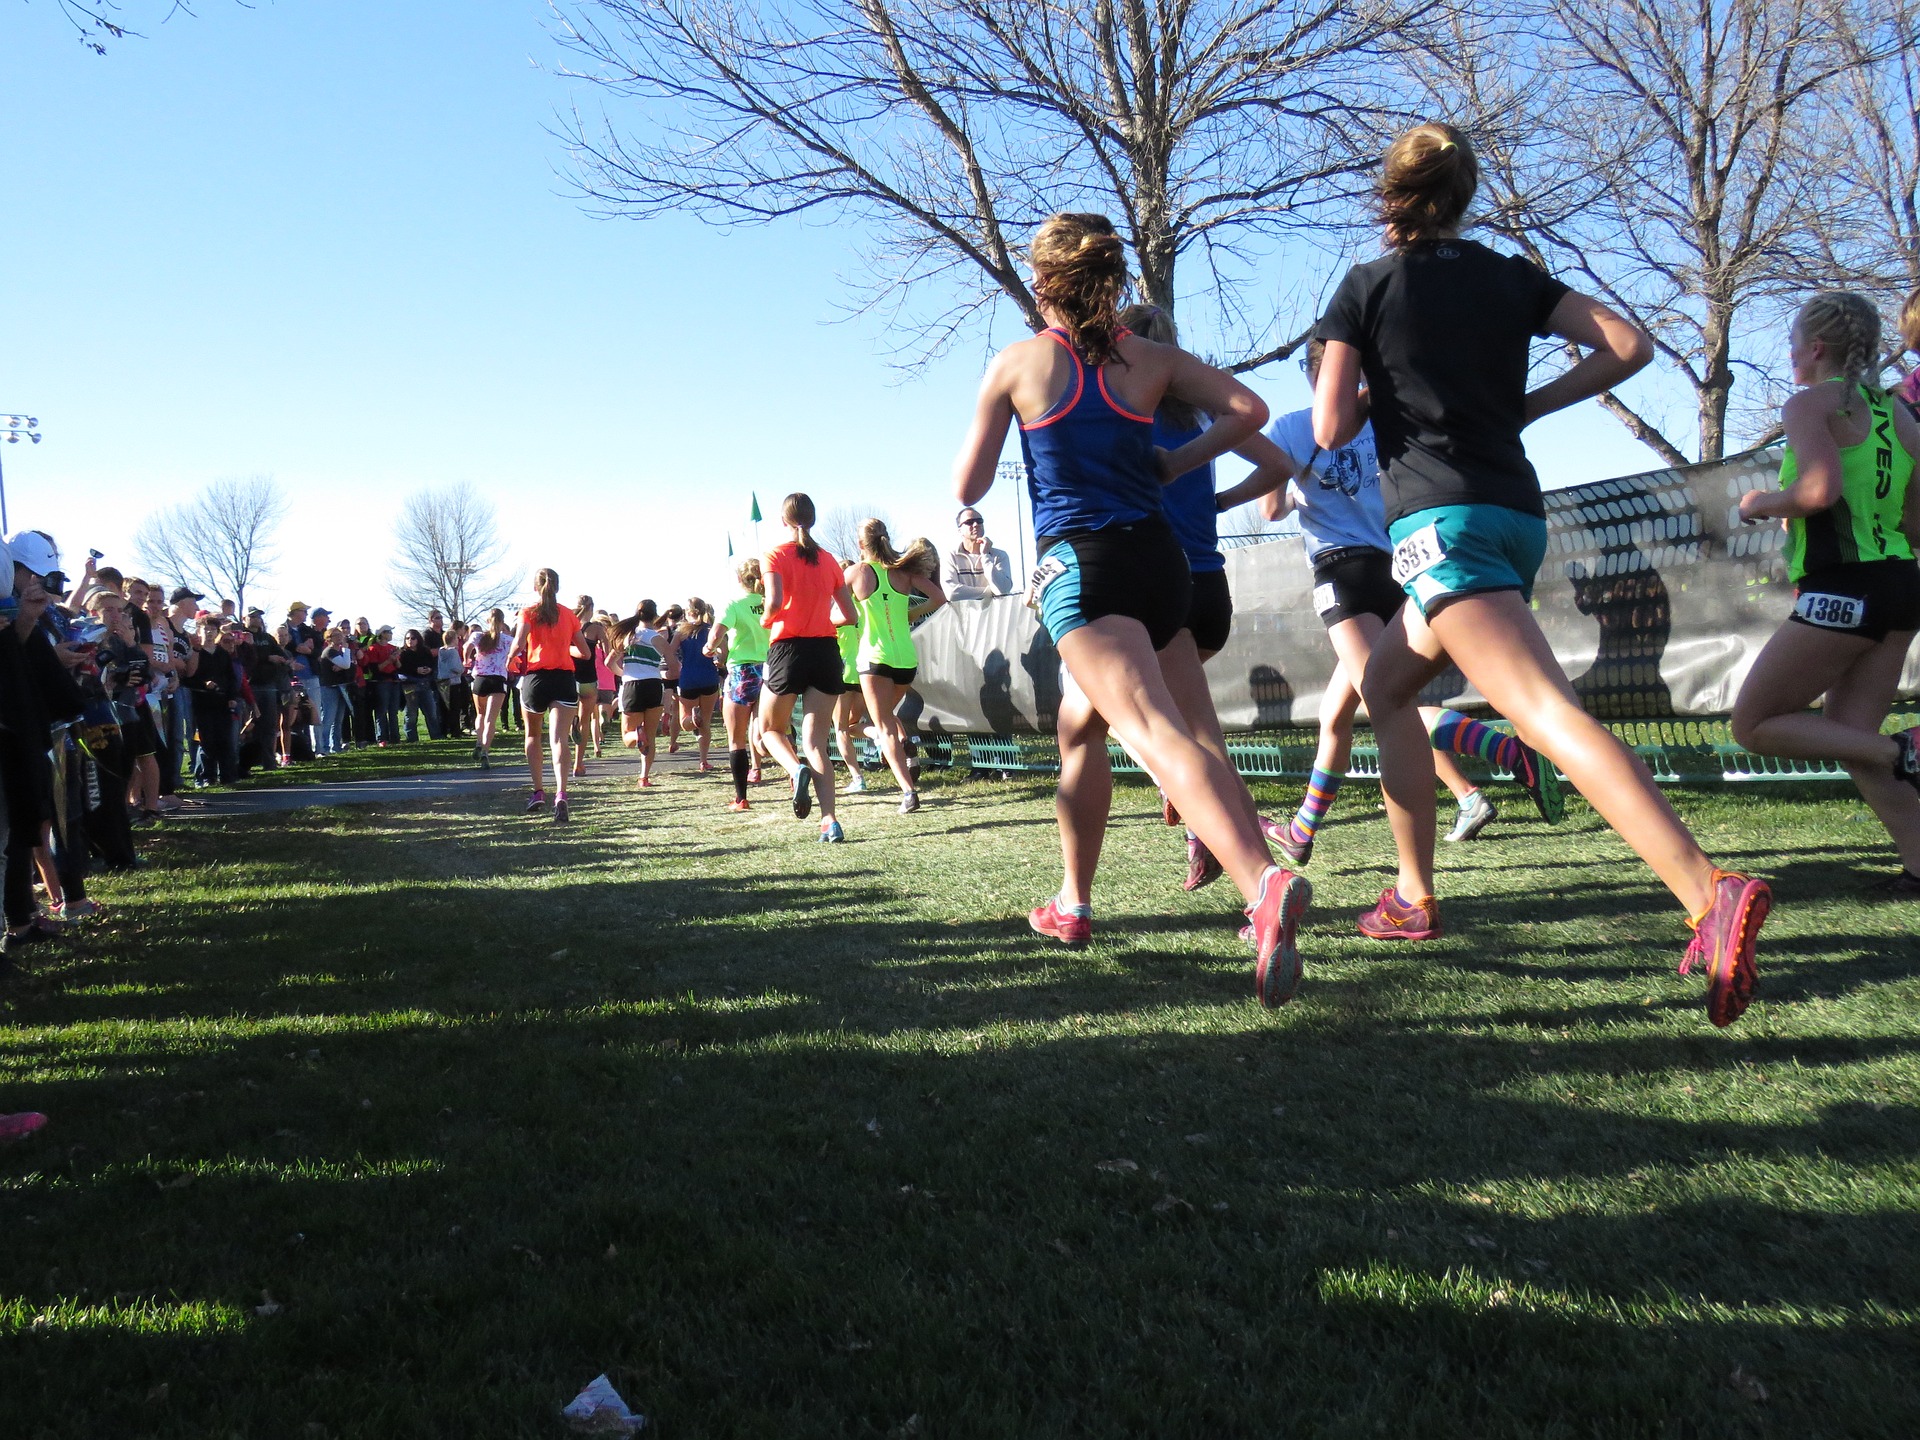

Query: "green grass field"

xmin=226 ymin=735 xmax=484 ymax=789
xmin=3 ymin=762 xmax=1918 ymax=1437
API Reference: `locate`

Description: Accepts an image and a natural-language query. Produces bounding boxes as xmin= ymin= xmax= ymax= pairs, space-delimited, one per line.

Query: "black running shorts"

xmin=765 ymin=636 xmax=847 ymax=697
xmin=1789 ymin=558 xmax=1920 ymax=643
xmin=1185 ymin=568 xmax=1233 ymax=652
xmin=860 ymin=663 xmax=918 ymax=685
xmin=677 ymin=683 xmax=719 ymax=701
xmin=619 ymin=678 xmax=664 ymax=713
xmin=472 ymin=674 xmax=507 ymax=697
xmin=1032 ymin=517 xmax=1192 ymax=652
xmin=520 ymin=668 xmax=579 ymax=714
xmin=1312 ymin=546 xmax=1405 ymax=627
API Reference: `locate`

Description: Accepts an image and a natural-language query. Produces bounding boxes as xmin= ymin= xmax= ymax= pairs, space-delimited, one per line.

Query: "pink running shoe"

xmin=1183 ymin=834 xmax=1223 ymax=892
xmin=1681 ymin=869 xmax=1769 ymax=1027
xmin=1028 ymin=898 xmax=1092 ymax=947
xmin=1357 ymin=888 xmax=1441 ymax=941
xmin=748 ymin=764 xmax=763 ymax=785
xmin=0 ymin=1112 xmax=48 ymax=1143
xmin=1245 ymin=866 xmax=1311 ymax=1008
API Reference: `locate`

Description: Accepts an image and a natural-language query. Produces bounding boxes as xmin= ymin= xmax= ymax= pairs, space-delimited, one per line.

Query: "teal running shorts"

xmin=1385 ymin=504 xmax=1549 ymax=617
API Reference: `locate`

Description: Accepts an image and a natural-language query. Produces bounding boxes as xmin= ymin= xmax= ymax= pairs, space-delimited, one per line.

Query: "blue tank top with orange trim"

xmin=1018 ymin=328 xmax=1164 ymax=541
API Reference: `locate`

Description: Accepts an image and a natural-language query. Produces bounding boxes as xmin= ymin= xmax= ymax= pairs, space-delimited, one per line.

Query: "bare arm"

xmin=506 ymin=617 xmax=530 ymax=667
xmin=1313 ymin=342 xmax=1369 ymax=451
xmin=763 ymin=573 xmax=783 ymax=624
xmin=1212 ymin=431 xmax=1297 ymax=512
xmin=828 ymin=582 xmax=858 ymax=631
xmin=1158 ymin=352 xmax=1269 ymax=478
xmin=1740 ymin=388 xmax=1843 ymax=522
xmin=952 ymin=350 xmax=1020 ymax=505
xmin=1898 ymin=403 xmax=1920 ymax=545
xmin=706 ymin=623 xmax=730 ymax=663
xmin=909 ymin=572 xmax=948 ymax=622
xmin=1524 ymin=292 xmax=1653 ymax=426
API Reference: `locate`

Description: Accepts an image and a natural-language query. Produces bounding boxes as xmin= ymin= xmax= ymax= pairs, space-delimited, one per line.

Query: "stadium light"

xmin=0 ymin=413 xmax=41 ymax=534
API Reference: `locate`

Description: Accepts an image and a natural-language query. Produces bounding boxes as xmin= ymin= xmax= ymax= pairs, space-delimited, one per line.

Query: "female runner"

xmin=833 ymin=616 xmax=869 ymax=794
xmin=712 ymin=560 xmax=770 ymax=810
xmin=506 ymin=568 xmax=585 ymax=823
xmin=570 ymin=597 xmax=607 ymax=769
xmin=658 ymin=605 xmax=685 ymax=754
xmin=465 ymin=608 xmax=511 ymax=768
xmin=1319 ymin=122 xmax=1766 ymax=1026
xmin=1896 ymin=287 xmax=1920 ymax=415
xmin=1043 ymin=301 xmax=1291 ymax=907
xmin=952 ymin=211 xmax=1309 ymax=1005
xmin=760 ymin=492 xmax=857 ymax=842
xmin=846 ymin=518 xmax=946 ymax=812
xmin=1731 ymin=292 xmax=1920 ymax=891
xmin=594 ymin=612 xmax=619 ymax=750
xmin=674 ymin=598 xmax=722 ymax=773
xmin=607 ymin=600 xmax=669 ymax=788
xmin=1258 ymin=338 xmax=1559 ymax=865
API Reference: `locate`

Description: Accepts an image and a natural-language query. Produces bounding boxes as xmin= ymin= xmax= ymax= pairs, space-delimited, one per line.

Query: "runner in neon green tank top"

xmin=1733 ymin=291 xmax=1920 ymax=892
xmin=845 ymin=520 xmax=946 ymax=812
xmin=1779 ymin=384 xmax=1915 ymax=581
xmin=833 ymin=620 xmax=870 ymax=794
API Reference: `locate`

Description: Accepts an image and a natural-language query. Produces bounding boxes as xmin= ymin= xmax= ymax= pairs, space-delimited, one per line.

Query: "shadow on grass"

xmin=4 ymin=793 xmax=1920 ymax=1437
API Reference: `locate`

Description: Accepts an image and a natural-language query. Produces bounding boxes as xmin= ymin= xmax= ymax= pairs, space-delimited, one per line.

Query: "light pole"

xmin=0 ymin=414 xmax=42 ymax=535
xmin=996 ymin=458 xmax=1028 ymax=581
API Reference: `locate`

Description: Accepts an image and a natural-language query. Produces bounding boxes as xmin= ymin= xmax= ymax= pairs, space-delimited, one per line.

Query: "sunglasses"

xmin=959 ymin=516 xmax=984 ymax=527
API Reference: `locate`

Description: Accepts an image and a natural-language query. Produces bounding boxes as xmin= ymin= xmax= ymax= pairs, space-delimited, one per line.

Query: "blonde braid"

xmin=1797 ymin=291 xmax=1882 ymax=414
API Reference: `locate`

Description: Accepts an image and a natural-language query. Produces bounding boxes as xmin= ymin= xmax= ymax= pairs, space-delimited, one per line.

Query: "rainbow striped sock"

xmin=1291 ymin=767 xmax=1344 ymax=841
xmin=1429 ymin=709 xmax=1522 ymax=772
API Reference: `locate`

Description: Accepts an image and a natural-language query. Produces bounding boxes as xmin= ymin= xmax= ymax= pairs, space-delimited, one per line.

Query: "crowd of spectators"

xmin=0 ymin=528 xmax=520 ymax=972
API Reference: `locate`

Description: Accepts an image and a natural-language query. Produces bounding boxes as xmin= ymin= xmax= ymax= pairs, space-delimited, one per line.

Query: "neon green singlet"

xmin=856 ymin=562 xmax=917 ymax=671
xmin=1779 ymin=383 xmax=1915 ymax=582
xmin=719 ymin=592 xmax=769 ymax=665
xmin=837 ymin=621 xmax=860 ymax=686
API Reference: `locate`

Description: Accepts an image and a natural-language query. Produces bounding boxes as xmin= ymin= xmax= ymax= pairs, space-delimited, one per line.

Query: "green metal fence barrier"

xmin=924 ymin=716 xmax=1920 ymax=786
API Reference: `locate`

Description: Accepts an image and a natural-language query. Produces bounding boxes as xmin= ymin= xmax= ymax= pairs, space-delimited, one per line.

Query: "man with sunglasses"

xmin=947 ymin=507 xmax=1013 ymax=601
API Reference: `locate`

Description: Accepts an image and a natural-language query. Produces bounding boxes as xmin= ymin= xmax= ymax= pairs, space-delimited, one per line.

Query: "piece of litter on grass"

xmin=1151 ymin=1194 xmax=1193 ymax=1216
xmin=1183 ymin=1133 xmax=1209 ymax=1144
xmin=1094 ymin=1158 xmax=1138 ymax=1174
xmin=254 ymin=1291 xmax=283 ymax=1317
xmin=562 ymin=1374 xmax=646 ymax=1434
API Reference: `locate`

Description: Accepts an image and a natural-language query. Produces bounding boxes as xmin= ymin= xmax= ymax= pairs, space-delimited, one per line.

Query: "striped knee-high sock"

xmin=1291 ymin=767 xmax=1344 ymax=841
xmin=1429 ymin=708 xmax=1522 ymax=772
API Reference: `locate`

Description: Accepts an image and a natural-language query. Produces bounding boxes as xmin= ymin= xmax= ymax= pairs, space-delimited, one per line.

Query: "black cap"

xmin=245 ymin=606 xmax=264 ymax=617
xmin=169 ymin=586 xmax=205 ymax=605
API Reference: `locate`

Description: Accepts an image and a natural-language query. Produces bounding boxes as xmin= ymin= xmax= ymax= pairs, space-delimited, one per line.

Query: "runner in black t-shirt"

xmin=1313 ymin=121 xmax=1768 ymax=1028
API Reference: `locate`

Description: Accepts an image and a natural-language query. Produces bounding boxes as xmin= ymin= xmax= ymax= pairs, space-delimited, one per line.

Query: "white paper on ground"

xmin=561 ymin=1374 xmax=647 ymax=1434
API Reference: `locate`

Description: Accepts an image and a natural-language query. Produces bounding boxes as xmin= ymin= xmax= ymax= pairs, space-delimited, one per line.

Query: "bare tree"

xmin=31 ymin=1 xmax=228 ymax=56
xmin=388 ymin=486 xmax=516 ymax=625
xmin=817 ymin=505 xmax=898 ymax=565
xmin=1465 ymin=0 xmax=1876 ymax=463
xmin=135 ymin=475 xmax=286 ymax=612
xmin=551 ymin=0 xmax=1443 ymax=369
xmin=1818 ymin=0 xmax=1920 ymax=362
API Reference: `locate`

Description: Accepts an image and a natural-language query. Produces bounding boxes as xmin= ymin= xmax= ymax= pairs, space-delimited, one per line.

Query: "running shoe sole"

xmin=1249 ymin=871 xmax=1312 ymax=1009
xmin=1697 ymin=875 xmax=1769 ymax=1028
xmin=792 ymin=767 xmax=814 ymax=819
xmin=553 ymin=800 xmax=570 ymax=824
xmin=1516 ymin=741 xmax=1564 ymax=824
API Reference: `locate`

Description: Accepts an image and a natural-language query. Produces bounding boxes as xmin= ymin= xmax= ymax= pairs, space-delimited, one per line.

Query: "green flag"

xmin=749 ymin=492 xmax=762 ymax=523
xmin=727 ymin=533 xmax=734 ymax=557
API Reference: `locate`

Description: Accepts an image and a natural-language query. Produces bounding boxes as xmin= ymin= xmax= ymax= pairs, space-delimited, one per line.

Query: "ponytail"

xmin=1796 ymin=291 xmax=1885 ymax=409
xmin=782 ymin=492 xmax=820 ymax=564
xmin=1379 ymin=122 xmax=1478 ymax=250
xmin=1031 ymin=213 xmax=1130 ymax=368
xmin=608 ymin=599 xmax=658 ymax=648
xmin=859 ymin=517 xmax=903 ymax=569
xmin=736 ymin=557 xmax=764 ymax=593
xmin=534 ymin=568 xmax=560 ymax=628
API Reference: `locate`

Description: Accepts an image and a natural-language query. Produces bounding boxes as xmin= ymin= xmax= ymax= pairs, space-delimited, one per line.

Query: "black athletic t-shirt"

xmin=1318 ymin=238 xmax=1569 ymax=525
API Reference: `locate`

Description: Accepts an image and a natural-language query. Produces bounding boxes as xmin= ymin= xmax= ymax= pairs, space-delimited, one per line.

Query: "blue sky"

xmin=6 ymin=0 xmax=1659 ymax=621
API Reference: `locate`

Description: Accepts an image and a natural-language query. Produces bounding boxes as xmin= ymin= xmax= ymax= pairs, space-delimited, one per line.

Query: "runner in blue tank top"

xmin=952 ymin=211 xmax=1310 ymax=1008
xmin=1049 ymin=301 xmax=1295 ymax=903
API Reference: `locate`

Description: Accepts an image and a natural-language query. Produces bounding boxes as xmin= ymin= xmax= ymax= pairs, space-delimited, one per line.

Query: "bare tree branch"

xmin=388 ymin=486 xmax=517 ymax=625
xmin=135 ymin=475 xmax=286 ymax=612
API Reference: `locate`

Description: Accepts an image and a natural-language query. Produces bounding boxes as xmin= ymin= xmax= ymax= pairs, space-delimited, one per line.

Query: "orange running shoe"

xmin=1680 ymin=869 xmax=1769 ymax=1027
xmin=1357 ymin=888 xmax=1440 ymax=941
xmin=727 ymin=798 xmax=750 ymax=813
xmin=1029 ymin=898 xmax=1092 ymax=947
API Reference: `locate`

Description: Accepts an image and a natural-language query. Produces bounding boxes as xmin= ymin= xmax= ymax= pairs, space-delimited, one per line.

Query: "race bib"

xmin=1312 ymin=583 xmax=1338 ymax=616
xmin=1390 ymin=523 xmax=1446 ymax=585
xmin=1026 ymin=554 xmax=1069 ymax=609
xmin=1794 ymin=591 xmax=1864 ymax=630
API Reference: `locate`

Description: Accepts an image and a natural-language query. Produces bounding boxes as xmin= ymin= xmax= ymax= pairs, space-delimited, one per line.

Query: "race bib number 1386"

xmin=1794 ymin=591 xmax=1863 ymax=630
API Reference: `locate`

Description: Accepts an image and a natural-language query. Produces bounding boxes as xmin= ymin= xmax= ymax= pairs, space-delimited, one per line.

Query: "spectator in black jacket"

xmin=1 ymin=552 xmax=86 ymax=951
xmin=186 ymin=617 xmax=243 ymax=786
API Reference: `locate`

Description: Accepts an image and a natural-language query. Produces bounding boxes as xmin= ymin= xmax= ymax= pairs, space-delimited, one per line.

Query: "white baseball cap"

xmin=5 ymin=530 xmax=60 ymax=579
